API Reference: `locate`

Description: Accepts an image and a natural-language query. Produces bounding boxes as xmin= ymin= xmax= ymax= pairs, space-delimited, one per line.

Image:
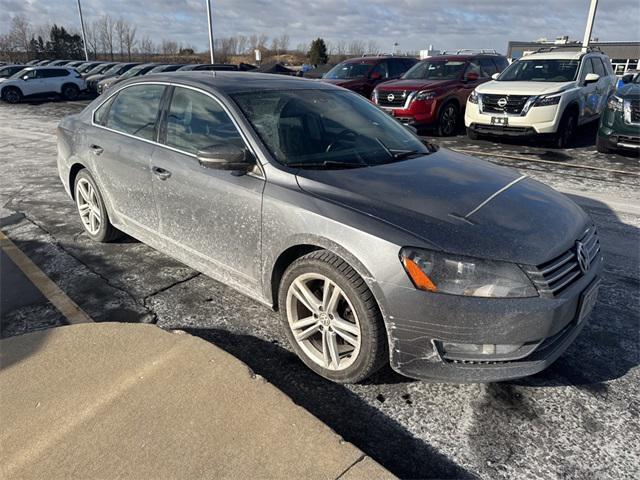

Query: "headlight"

xmin=415 ymin=90 xmax=436 ymax=101
xmin=468 ymin=90 xmax=478 ymax=104
xmin=533 ymin=94 xmax=562 ymax=107
xmin=399 ymin=248 xmax=538 ymax=298
xmin=607 ymin=95 xmax=623 ymax=112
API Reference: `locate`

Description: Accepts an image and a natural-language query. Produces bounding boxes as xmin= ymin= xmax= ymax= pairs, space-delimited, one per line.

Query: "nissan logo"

xmin=576 ymin=241 xmax=590 ymax=274
xmin=497 ymin=97 xmax=508 ymax=108
xmin=387 ymin=94 xmax=395 ymax=102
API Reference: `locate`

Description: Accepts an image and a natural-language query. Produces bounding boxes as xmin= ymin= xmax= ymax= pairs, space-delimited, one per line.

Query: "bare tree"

xmin=84 ymin=20 xmax=100 ymax=59
xmin=367 ymin=40 xmax=380 ymax=55
xmin=139 ymin=35 xmax=154 ymax=61
xmin=333 ymin=39 xmax=347 ymax=57
xmin=348 ymin=40 xmax=366 ymax=56
xmin=98 ymin=15 xmax=116 ymax=60
xmin=236 ymin=35 xmax=247 ymax=55
xmin=115 ymin=19 xmax=126 ymax=59
xmin=124 ymin=24 xmax=136 ymax=61
xmin=9 ymin=15 xmax=31 ymax=60
xmin=278 ymin=33 xmax=290 ymax=53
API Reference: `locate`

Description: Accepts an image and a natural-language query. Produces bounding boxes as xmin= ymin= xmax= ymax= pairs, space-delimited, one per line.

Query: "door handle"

xmin=90 ymin=144 xmax=103 ymax=155
xmin=152 ymin=166 xmax=171 ymax=180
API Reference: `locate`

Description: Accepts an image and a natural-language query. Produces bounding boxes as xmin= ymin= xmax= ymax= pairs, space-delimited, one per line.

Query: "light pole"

xmin=206 ymin=0 xmax=215 ymax=64
xmin=76 ymin=0 xmax=89 ymax=61
xmin=582 ymin=0 xmax=598 ymax=51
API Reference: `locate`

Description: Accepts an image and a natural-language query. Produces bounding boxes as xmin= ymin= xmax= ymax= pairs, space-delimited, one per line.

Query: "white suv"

xmin=465 ymin=48 xmax=616 ymax=148
xmin=0 ymin=66 xmax=86 ymax=103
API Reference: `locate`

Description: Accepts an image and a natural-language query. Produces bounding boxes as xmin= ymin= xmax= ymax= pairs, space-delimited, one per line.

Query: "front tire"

xmin=467 ymin=127 xmax=480 ymax=141
xmin=437 ymin=102 xmax=459 ymax=136
xmin=278 ymin=250 xmax=388 ymax=383
xmin=74 ymin=170 xmax=121 ymax=242
xmin=3 ymin=87 xmax=23 ymax=104
xmin=61 ymin=83 xmax=80 ymax=100
xmin=554 ymin=110 xmax=577 ymax=149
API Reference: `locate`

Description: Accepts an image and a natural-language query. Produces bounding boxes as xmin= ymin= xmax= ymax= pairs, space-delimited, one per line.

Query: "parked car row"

xmin=321 ymin=47 xmax=637 ymax=154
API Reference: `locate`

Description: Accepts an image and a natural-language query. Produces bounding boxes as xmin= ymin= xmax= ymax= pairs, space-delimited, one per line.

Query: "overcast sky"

xmin=1 ymin=0 xmax=638 ymax=53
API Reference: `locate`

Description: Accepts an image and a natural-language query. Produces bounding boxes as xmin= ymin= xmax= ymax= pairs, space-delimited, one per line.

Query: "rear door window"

xmin=370 ymin=61 xmax=389 ymax=79
xmin=102 ymin=84 xmax=166 ymax=141
xmin=388 ymin=58 xmax=408 ymax=77
xmin=592 ymin=57 xmax=607 ymax=77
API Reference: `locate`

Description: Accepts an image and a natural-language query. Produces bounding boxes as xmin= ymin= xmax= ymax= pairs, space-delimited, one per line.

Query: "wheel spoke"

xmin=327 ymin=331 xmax=340 ymax=368
xmin=77 ymin=183 xmax=89 ymax=202
xmin=321 ymin=330 xmax=331 ymax=368
xmin=295 ymin=323 xmax=319 ymax=342
xmin=333 ymin=326 xmax=358 ymax=347
xmin=332 ymin=316 xmax=359 ymax=336
xmin=324 ymin=281 xmax=342 ymax=314
xmin=291 ymin=279 xmax=321 ymax=314
xmin=90 ymin=212 xmax=98 ymax=232
xmin=78 ymin=203 xmax=91 ymax=216
xmin=291 ymin=316 xmax=318 ymax=330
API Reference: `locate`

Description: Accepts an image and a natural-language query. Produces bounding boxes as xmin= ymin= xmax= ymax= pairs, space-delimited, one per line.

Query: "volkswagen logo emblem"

xmin=576 ymin=241 xmax=590 ymax=274
xmin=497 ymin=97 xmax=508 ymax=108
xmin=387 ymin=93 xmax=395 ymax=102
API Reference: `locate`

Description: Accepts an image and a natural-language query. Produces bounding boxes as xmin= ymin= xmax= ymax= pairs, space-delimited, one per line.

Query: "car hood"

xmin=375 ymin=78 xmax=456 ymax=91
xmin=476 ymin=80 xmax=573 ymax=96
xmin=295 ymin=149 xmax=588 ymax=265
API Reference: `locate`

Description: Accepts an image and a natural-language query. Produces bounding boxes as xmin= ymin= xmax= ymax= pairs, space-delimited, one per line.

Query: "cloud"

xmin=1 ymin=0 xmax=638 ymax=53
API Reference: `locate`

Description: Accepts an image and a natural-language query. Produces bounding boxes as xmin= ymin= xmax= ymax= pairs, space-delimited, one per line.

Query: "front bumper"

xmin=464 ymin=102 xmax=561 ymax=135
xmin=378 ymin=98 xmax=439 ymax=126
xmin=382 ymin=258 xmax=603 ymax=383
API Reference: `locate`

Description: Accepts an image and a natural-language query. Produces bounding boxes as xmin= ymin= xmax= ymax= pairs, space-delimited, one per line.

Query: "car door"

xmin=20 ymin=69 xmax=45 ymax=95
xmin=578 ymin=58 xmax=598 ymax=120
xmin=89 ymin=83 xmax=166 ymax=233
xmin=591 ymin=57 xmax=613 ymax=114
xmin=150 ymin=85 xmax=264 ymax=288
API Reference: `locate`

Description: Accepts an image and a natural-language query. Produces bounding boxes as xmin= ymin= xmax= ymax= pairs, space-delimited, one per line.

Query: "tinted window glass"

xmin=404 ymin=60 xmax=466 ymax=80
xmin=164 ymin=87 xmax=244 ymax=155
xmin=494 ymin=57 xmax=509 ymax=71
xmin=388 ymin=58 xmax=408 ymax=77
xmin=465 ymin=61 xmax=481 ymax=76
xmin=580 ymin=58 xmax=595 ymax=81
xmin=592 ymin=57 xmax=607 ymax=77
xmin=478 ymin=58 xmax=498 ymax=76
xmin=499 ymin=59 xmax=579 ymax=82
xmin=370 ymin=61 xmax=389 ymax=79
xmin=324 ymin=62 xmax=372 ymax=79
xmin=94 ymin=94 xmax=118 ymax=126
xmin=105 ymin=84 xmax=165 ymax=140
xmin=43 ymin=69 xmax=68 ymax=78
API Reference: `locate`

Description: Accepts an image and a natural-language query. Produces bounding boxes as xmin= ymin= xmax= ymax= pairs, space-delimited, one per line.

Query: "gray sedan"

xmin=56 ymin=72 xmax=603 ymax=383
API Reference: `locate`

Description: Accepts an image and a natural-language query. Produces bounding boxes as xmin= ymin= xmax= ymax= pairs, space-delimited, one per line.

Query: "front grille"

xmin=526 ymin=227 xmax=601 ymax=296
xmin=629 ymin=99 xmax=640 ymax=123
xmin=481 ymin=94 xmax=530 ymax=115
xmin=377 ymin=90 xmax=408 ymax=108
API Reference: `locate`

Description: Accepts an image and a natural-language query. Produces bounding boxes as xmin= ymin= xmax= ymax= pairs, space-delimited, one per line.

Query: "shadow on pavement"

xmin=185 ymin=326 xmax=475 ymax=480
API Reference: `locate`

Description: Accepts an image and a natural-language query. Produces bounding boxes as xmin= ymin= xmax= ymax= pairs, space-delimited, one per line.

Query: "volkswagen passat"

xmin=57 ymin=72 xmax=603 ymax=383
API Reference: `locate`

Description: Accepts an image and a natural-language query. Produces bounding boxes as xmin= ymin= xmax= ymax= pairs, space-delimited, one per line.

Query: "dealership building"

xmin=507 ymin=38 xmax=640 ymax=75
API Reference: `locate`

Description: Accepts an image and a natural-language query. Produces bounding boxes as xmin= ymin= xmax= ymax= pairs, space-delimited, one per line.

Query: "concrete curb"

xmin=0 ymin=323 xmax=395 ymax=480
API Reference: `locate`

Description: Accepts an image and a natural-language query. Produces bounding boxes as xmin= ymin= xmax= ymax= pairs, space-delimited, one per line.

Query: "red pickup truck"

xmin=372 ymin=52 xmax=509 ymax=135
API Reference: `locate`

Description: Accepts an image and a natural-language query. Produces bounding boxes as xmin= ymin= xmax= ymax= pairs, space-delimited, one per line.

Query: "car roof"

xmin=127 ymin=71 xmax=339 ymax=94
xmin=340 ymin=56 xmax=415 ymax=65
xmin=520 ymin=50 xmax=605 ymax=61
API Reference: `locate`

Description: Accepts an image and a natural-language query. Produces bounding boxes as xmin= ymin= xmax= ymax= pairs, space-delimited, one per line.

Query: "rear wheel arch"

xmin=69 ymin=163 xmax=87 ymax=200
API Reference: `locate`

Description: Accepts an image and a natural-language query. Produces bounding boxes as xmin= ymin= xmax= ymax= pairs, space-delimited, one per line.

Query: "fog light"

xmin=440 ymin=341 xmax=523 ymax=360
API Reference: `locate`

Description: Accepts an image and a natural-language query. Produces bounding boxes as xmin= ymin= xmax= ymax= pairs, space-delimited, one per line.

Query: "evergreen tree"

xmin=307 ymin=38 xmax=328 ymax=65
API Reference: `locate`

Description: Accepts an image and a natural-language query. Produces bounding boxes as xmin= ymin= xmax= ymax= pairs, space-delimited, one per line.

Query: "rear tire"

xmin=2 ymin=87 xmax=22 ymax=104
xmin=437 ymin=102 xmax=459 ymax=136
xmin=278 ymin=250 xmax=388 ymax=384
xmin=74 ymin=170 xmax=121 ymax=243
xmin=554 ymin=110 xmax=577 ymax=149
xmin=61 ymin=83 xmax=80 ymax=100
xmin=596 ymin=136 xmax=612 ymax=154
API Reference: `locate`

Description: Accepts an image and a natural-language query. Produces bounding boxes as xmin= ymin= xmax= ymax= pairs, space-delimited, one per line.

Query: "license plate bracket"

xmin=491 ymin=116 xmax=509 ymax=126
xmin=577 ymin=280 xmax=600 ymax=325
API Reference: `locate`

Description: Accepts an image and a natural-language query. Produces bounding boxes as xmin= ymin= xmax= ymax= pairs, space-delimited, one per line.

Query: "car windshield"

xmin=8 ymin=68 xmax=29 ymax=79
xmin=119 ymin=65 xmax=147 ymax=79
xmin=324 ymin=63 xmax=372 ymax=80
xmin=403 ymin=60 xmax=466 ymax=80
xmin=87 ymin=64 xmax=111 ymax=75
xmin=104 ymin=64 xmax=125 ymax=76
xmin=0 ymin=66 xmax=23 ymax=78
xmin=498 ymin=59 xmax=579 ymax=82
xmin=232 ymin=89 xmax=431 ymax=168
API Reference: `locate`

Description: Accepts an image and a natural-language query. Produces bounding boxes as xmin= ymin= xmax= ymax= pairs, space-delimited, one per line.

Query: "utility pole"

xmin=582 ymin=0 xmax=598 ymax=51
xmin=206 ymin=0 xmax=215 ymax=64
xmin=76 ymin=0 xmax=89 ymax=61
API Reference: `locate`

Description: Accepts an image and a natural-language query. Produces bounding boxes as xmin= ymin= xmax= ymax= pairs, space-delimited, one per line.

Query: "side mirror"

xmin=196 ymin=144 xmax=253 ymax=172
xmin=491 ymin=72 xmax=500 ymax=80
xmin=370 ymin=71 xmax=382 ymax=80
xmin=584 ymin=73 xmax=600 ymax=85
xmin=464 ymin=71 xmax=479 ymax=82
xmin=22 ymin=75 xmax=29 ymax=81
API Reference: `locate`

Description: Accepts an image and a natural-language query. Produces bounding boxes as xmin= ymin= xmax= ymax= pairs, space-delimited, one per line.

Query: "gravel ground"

xmin=1 ymin=98 xmax=638 ymax=479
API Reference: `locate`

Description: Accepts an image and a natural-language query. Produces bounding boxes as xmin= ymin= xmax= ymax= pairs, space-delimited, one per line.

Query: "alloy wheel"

xmin=75 ymin=178 xmax=102 ymax=235
xmin=441 ymin=105 xmax=457 ymax=135
xmin=286 ymin=273 xmax=362 ymax=371
xmin=5 ymin=90 xmax=20 ymax=103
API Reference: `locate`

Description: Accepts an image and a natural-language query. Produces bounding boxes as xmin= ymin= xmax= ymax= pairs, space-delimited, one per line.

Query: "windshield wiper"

xmin=390 ymin=149 xmax=424 ymax=160
xmin=285 ymin=160 xmax=368 ymax=169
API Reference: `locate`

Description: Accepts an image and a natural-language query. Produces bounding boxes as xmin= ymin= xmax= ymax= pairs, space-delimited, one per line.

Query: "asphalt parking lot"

xmin=1 ymin=99 xmax=639 ymax=479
